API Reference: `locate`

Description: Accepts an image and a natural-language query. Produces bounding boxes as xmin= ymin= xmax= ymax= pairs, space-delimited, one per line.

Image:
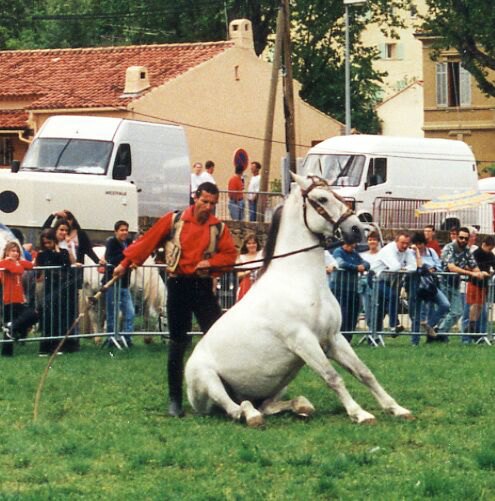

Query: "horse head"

xmin=292 ymin=172 xmax=364 ymax=244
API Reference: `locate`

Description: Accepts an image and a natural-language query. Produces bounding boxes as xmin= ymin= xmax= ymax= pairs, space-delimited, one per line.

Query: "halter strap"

xmin=300 ymin=175 xmax=354 ymax=236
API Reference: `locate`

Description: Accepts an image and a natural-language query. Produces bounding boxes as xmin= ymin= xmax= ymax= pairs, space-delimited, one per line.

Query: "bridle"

xmin=300 ymin=175 xmax=354 ymax=237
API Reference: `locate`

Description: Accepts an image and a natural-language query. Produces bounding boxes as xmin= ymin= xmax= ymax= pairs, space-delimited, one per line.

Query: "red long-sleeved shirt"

xmin=227 ymin=175 xmax=244 ymax=201
xmin=0 ymin=259 xmax=33 ymax=304
xmin=121 ymin=206 xmax=237 ymax=276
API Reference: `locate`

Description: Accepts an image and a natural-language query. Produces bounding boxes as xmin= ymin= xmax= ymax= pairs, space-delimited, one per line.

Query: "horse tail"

xmin=258 ymin=205 xmax=284 ymax=277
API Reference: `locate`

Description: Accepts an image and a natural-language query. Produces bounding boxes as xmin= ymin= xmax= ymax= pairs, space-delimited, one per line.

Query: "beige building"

xmin=376 ymin=81 xmax=424 ymax=137
xmin=0 ymin=19 xmax=343 ymax=189
xmin=418 ymin=34 xmax=495 ymax=173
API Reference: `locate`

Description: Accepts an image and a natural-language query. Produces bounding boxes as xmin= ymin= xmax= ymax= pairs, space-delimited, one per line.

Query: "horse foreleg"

xmin=290 ymin=330 xmax=376 ymax=424
xmin=328 ymin=333 xmax=413 ymax=419
xmin=260 ymin=396 xmax=315 ymax=418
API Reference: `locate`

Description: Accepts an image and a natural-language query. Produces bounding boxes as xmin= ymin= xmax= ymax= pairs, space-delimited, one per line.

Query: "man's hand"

xmin=113 ymin=264 xmax=126 ymax=278
xmin=195 ymin=260 xmax=211 ymax=277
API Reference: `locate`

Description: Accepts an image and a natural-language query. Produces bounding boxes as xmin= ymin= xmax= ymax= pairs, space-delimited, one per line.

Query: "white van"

xmin=299 ymin=135 xmax=478 ymax=225
xmin=0 ymin=116 xmax=190 ymax=240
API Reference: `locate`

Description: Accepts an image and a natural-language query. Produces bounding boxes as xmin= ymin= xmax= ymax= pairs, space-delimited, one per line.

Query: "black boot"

xmin=167 ymin=340 xmax=189 ymax=417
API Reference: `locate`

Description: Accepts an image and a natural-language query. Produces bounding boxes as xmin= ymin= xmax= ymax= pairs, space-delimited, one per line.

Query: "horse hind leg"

xmin=328 ymin=333 xmax=413 ymax=419
xmin=186 ymin=367 xmax=264 ymax=427
xmin=260 ymin=396 xmax=315 ymax=418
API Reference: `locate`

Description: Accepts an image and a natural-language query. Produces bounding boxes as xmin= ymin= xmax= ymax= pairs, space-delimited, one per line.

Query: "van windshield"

xmin=302 ymin=154 xmax=365 ymax=187
xmin=21 ymin=138 xmax=113 ymax=174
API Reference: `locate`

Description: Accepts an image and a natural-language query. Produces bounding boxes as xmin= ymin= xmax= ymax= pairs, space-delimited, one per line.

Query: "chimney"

xmin=124 ymin=66 xmax=150 ymax=94
xmin=229 ymin=19 xmax=254 ymax=50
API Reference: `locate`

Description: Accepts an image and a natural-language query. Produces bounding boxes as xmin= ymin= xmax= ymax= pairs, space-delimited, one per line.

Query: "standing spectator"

xmin=359 ymin=231 xmax=381 ymax=330
xmin=203 ymin=160 xmax=216 ymax=185
xmin=35 ymin=228 xmax=72 ymax=356
xmin=43 ymin=210 xmax=102 ymax=352
xmin=1 ymin=242 xmax=38 ymax=357
xmin=424 ymin=225 xmax=442 ymax=255
xmin=370 ymin=232 xmax=416 ymax=335
xmin=190 ymin=162 xmax=207 ymax=204
xmin=409 ymin=232 xmax=450 ymax=345
xmin=113 ymin=182 xmax=237 ymax=418
xmin=104 ymin=220 xmax=135 ymax=348
xmin=236 ymin=233 xmax=263 ymax=301
xmin=448 ymin=226 xmax=459 ymax=243
xmin=464 ymin=236 xmax=495 ymax=343
xmin=331 ymin=240 xmax=369 ymax=343
xmin=460 ymin=226 xmax=480 ymax=337
xmin=437 ymin=227 xmax=485 ymax=342
xmin=227 ymin=165 xmax=245 ymax=220
xmin=247 ymin=161 xmax=261 ymax=222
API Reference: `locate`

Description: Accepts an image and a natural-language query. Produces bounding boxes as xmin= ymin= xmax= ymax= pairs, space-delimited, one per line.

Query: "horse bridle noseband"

xmin=300 ymin=175 xmax=354 ymax=237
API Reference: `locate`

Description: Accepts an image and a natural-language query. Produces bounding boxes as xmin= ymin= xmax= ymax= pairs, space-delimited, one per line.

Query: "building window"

xmin=436 ymin=62 xmax=471 ymax=107
xmin=0 ymin=138 xmax=13 ymax=166
xmin=379 ymin=43 xmax=404 ymax=60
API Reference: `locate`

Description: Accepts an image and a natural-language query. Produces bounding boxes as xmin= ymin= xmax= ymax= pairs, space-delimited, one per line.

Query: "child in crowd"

xmin=35 ymin=228 xmax=73 ymax=356
xmin=1 ymin=242 xmax=39 ymax=356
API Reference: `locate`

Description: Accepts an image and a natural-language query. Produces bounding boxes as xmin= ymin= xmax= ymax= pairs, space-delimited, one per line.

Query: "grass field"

xmin=1 ymin=336 xmax=494 ymax=500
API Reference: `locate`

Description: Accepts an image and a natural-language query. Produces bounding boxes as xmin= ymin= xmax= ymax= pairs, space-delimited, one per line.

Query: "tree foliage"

xmin=421 ymin=0 xmax=495 ymax=98
xmin=1 ymin=0 xmax=412 ymax=133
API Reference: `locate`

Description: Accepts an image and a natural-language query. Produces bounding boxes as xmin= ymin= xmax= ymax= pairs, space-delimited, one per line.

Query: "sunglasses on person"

xmin=457 ymin=236 xmax=469 ymax=241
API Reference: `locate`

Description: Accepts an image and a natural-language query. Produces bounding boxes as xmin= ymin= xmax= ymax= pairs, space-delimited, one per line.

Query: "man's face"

xmin=115 ymin=225 xmax=129 ymax=242
xmin=194 ymin=191 xmax=218 ymax=223
xmin=482 ymin=242 xmax=494 ymax=254
xmin=457 ymin=231 xmax=470 ymax=248
xmin=396 ymin=235 xmax=411 ymax=252
xmin=424 ymin=227 xmax=433 ymax=241
xmin=193 ymin=163 xmax=202 ymax=175
xmin=251 ymin=163 xmax=259 ymax=175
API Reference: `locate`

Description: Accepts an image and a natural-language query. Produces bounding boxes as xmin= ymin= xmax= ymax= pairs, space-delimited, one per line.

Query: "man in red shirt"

xmin=227 ymin=165 xmax=245 ymax=220
xmin=424 ymin=225 xmax=442 ymax=255
xmin=114 ymin=182 xmax=237 ymax=417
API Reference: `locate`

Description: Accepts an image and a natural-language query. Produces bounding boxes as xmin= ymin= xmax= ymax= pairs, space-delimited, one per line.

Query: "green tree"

xmin=421 ymin=0 xmax=495 ymax=98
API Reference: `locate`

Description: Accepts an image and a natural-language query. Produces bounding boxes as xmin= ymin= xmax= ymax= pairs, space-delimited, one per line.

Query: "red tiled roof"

xmin=0 ymin=110 xmax=29 ymax=129
xmin=0 ymin=42 xmax=233 ymax=110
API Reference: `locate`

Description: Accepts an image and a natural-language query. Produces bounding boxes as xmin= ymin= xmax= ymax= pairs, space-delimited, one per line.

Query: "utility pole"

xmin=282 ymin=0 xmax=296 ymax=175
xmin=259 ymin=3 xmax=285 ymax=222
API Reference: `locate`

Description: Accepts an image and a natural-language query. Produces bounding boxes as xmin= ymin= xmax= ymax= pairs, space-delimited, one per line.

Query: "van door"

xmin=361 ymin=157 xmax=388 ymax=220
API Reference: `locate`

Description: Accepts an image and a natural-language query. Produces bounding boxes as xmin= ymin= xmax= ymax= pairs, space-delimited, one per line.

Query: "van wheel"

xmin=358 ymin=213 xmax=373 ymax=223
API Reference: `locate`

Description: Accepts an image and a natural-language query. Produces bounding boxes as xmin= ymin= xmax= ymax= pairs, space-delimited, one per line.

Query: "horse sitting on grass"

xmin=185 ymin=173 xmax=413 ymax=426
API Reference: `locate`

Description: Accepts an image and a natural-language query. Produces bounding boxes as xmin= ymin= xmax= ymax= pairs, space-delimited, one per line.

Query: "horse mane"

xmin=258 ymin=204 xmax=284 ymax=277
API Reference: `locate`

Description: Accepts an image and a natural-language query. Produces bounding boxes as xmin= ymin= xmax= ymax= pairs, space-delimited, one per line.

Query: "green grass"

xmin=1 ymin=337 xmax=494 ymax=500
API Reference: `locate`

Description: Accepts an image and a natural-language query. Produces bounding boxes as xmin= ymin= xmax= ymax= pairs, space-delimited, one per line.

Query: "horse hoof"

xmin=143 ymin=335 xmax=153 ymax=344
xmin=292 ymin=396 xmax=315 ymax=417
xmin=246 ymin=414 xmax=265 ymax=428
xmin=399 ymin=412 xmax=415 ymax=421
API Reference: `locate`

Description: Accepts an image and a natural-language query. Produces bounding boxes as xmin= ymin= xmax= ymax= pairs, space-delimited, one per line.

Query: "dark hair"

xmin=240 ymin=233 xmax=260 ymax=254
xmin=483 ymin=236 xmax=495 ymax=247
xmin=63 ymin=210 xmax=81 ymax=230
xmin=195 ymin=182 xmax=219 ymax=198
xmin=424 ymin=224 xmax=435 ymax=231
xmin=411 ymin=232 xmax=427 ymax=245
xmin=114 ymin=220 xmax=129 ymax=231
xmin=458 ymin=226 xmax=470 ymax=235
xmin=54 ymin=218 xmax=71 ymax=237
xmin=235 ymin=165 xmax=244 ymax=175
xmin=205 ymin=160 xmax=215 ymax=169
xmin=39 ymin=228 xmax=57 ymax=247
xmin=367 ymin=231 xmax=379 ymax=240
xmin=251 ymin=161 xmax=261 ymax=171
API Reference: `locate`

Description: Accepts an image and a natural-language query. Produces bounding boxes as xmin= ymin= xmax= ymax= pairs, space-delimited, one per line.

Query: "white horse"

xmin=185 ymin=173 xmax=413 ymax=426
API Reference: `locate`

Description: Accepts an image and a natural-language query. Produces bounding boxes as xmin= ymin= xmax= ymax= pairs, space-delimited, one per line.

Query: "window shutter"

xmin=378 ymin=43 xmax=386 ymax=60
xmin=396 ymin=43 xmax=405 ymax=60
xmin=459 ymin=65 xmax=472 ymax=107
xmin=436 ymin=63 xmax=447 ymax=107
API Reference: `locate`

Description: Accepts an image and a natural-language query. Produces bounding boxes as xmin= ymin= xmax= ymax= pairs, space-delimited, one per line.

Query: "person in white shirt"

xmin=190 ymin=162 xmax=208 ymax=204
xmin=370 ymin=232 xmax=416 ymax=336
xmin=247 ymin=161 xmax=261 ymax=222
xmin=203 ymin=160 xmax=216 ymax=185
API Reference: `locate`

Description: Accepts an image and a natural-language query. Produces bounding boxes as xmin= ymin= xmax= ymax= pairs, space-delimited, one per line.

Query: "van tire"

xmin=440 ymin=217 xmax=460 ymax=231
xmin=358 ymin=213 xmax=373 ymax=223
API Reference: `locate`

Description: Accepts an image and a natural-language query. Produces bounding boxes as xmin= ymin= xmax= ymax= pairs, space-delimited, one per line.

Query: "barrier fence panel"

xmin=216 ymin=190 xmax=285 ymax=223
xmin=1 ymin=265 xmax=493 ymax=348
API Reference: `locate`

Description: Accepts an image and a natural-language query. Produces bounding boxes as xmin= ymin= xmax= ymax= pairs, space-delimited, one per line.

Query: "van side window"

xmin=113 ymin=144 xmax=132 ymax=178
xmin=367 ymin=158 xmax=387 ymax=187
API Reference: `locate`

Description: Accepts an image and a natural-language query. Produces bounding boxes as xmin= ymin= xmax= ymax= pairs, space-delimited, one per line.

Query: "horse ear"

xmin=291 ymin=172 xmax=307 ymax=188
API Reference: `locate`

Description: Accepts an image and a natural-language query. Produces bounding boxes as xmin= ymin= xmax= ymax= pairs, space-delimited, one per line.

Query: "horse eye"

xmin=317 ymin=197 xmax=328 ymax=204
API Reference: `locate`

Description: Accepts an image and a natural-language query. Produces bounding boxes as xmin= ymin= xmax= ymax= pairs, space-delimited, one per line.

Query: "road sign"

xmin=233 ymin=148 xmax=249 ymax=171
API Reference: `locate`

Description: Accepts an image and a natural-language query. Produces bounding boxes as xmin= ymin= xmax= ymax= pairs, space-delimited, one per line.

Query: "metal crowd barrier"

xmin=0 ymin=264 xmax=239 ymax=346
xmin=216 ymin=190 xmax=285 ymax=223
xmin=1 ymin=265 xmax=493 ymax=348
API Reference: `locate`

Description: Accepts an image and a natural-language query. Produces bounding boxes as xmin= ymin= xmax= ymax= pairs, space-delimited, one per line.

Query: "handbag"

xmin=417 ymin=266 xmax=438 ymax=301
